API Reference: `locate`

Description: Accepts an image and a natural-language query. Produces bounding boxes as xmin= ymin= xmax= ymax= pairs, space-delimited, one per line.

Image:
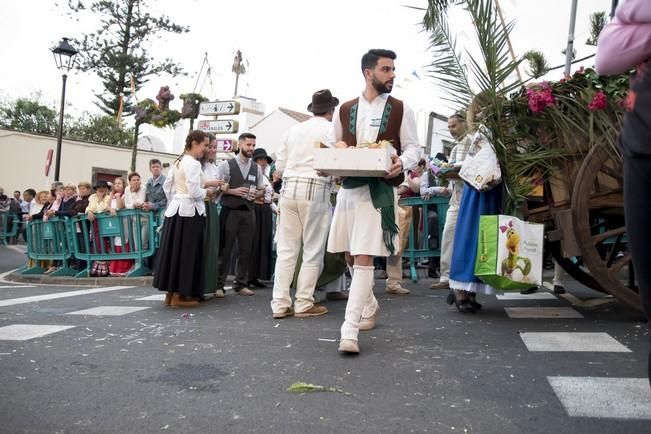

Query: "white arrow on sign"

xmin=197 ymin=119 xmax=239 ymax=134
xmin=199 ymin=100 xmax=241 ymax=116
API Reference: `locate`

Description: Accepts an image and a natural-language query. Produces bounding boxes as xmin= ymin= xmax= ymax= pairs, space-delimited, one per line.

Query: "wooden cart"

xmin=525 ymin=145 xmax=640 ymax=312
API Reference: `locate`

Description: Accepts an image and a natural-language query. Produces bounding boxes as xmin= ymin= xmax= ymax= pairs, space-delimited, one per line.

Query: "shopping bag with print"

xmin=459 ymin=126 xmax=502 ymax=191
xmin=474 ymin=215 xmax=543 ymax=291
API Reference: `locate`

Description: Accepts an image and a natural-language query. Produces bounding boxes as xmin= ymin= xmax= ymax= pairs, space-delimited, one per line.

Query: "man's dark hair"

xmin=361 ymin=49 xmax=397 ymax=73
xmin=207 ymin=133 xmax=216 ymax=141
xmin=238 ymin=132 xmax=256 ymax=142
xmin=313 ymin=107 xmax=335 ymax=117
xmin=449 ymin=113 xmax=465 ymax=122
xmin=24 ymin=189 xmax=36 ymax=197
xmin=149 ymin=158 xmax=162 ymax=167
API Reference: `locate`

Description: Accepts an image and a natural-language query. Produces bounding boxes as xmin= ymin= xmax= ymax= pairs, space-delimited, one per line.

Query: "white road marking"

xmin=0 ymin=285 xmax=35 ymax=289
xmin=505 ymin=307 xmax=584 ymax=319
xmin=135 ymin=294 xmax=166 ymax=301
xmin=67 ymin=306 xmax=150 ymax=316
xmin=496 ymin=292 xmax=557 ymax=300
xmin=548 ymin=376 xmax=651 ymax=419
xmin=0 ymin=324 xmax=76 ymax=341
xmin=520 ymin=332 xmax=631 ymax=352
xmin=0 ymin=286 xmax=134 ymax=308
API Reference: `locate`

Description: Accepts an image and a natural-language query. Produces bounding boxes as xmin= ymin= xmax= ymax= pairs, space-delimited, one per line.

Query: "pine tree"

xmin=66 ymin=0 xmax=189 ymax=117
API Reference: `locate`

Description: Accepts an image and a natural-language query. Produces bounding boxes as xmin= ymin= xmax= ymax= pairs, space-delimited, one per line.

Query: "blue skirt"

xmin=449 ymin=183 xmax=502 ymax=294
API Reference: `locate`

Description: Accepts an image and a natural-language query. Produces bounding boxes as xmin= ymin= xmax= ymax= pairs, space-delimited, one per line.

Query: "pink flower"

xmin=527 ymin=82 xmax=556 ymax=113
xmin=587 ymin=91 xmax=607 ymax=111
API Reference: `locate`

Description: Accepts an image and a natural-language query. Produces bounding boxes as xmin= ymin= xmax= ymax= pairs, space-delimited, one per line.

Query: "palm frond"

xmin=523 ymin=50 xmax=549 ymax=78
xmin=425 ymin=14 xmax=474 ymax=109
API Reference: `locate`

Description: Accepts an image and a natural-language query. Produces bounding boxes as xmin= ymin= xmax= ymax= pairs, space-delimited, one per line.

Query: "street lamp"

xmin=51 ymin=37 xmax=78 ymax=182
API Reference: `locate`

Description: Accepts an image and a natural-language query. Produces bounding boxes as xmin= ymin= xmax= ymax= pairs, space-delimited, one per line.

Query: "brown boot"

xmin=170 ymin=293 xmax=199 ymax=308
xmin=164 ymin=292 xmax=173 ymax=306
xmin=295 ymin=304 xmax=328 ymax=318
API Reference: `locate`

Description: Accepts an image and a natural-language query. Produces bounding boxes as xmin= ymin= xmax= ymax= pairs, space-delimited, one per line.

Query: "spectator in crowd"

xmin=215 ymin=132 xmax=265 ymax=297
xmin=144 ymin=159 xmax=167 ymax=213
xmin=19 ymin=189 xmax=36 ymax=242
xmin=71 ymin=182 xmax=92 ymax=271
xmin=23 ymin=190 xmax=52 ymax=270
xmin=0 ymin=187 xmax=20 ymax=244
xmin=154 ymin=130 xmax=222 ymax=307
xmin=43 ymin=184 xmax=65 ymax=222
xmin=86 ymin=180 xmax=112 ymax=276
xmin=47 ymin=183 xmax=77 ymax=219
xmin=25 ymin=191 xmax=50 ymax=221
xmin=431 ymin=114 xmax=473 ymax=291
xmin=108 ymin=177 xmax=133 ymax=276
xmin=125 ymin=172 xmax=146 ymax=209
xmin=248 ymin=147 xmax=274 ymax=288
xmin=384 ymin=158 xmax=425 ymax=295
xmin=420 ymin=155 xmax=451 ymax=278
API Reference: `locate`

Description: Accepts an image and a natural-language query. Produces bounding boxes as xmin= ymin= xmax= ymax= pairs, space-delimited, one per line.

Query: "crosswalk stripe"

xmin=0 ymin=286 xmax=134 ymax=308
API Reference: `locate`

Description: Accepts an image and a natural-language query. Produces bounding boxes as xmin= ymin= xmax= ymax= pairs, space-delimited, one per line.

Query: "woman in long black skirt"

xmin=154 ymin=130 xmax=222 ymax=308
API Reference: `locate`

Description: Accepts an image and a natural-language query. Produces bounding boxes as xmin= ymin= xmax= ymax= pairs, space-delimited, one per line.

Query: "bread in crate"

xmin=313 ymin=140 xmax=396 ymax=177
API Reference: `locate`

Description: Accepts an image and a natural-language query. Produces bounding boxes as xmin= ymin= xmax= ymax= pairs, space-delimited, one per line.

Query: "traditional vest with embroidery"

xmin=339 ymin=95 xmax=405 ymax=186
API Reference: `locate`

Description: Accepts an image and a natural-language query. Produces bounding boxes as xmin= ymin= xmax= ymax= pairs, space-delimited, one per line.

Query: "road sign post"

xmin=196 ymin=119 xmax=239 ymax=134
xmin=199 ymin=100 xmax=241 ymax=116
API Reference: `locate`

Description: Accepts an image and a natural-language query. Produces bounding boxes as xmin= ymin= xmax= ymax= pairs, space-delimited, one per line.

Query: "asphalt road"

xmin=0 ymin=245 xmax=650 ymax=433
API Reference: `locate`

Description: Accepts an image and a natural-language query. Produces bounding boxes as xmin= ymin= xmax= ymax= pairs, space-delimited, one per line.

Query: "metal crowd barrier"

xmin=0 ymin=211 xmax=19 ymax=246
xmin=398 ymin=196 xmax=449 ymax=282
xmin=22 ymin=209 xmax=158 ymax=277
xmin=23 ymin=217 xmax=77 ymax=276
xmin=69 ymin=209 xmax=157 ymax=277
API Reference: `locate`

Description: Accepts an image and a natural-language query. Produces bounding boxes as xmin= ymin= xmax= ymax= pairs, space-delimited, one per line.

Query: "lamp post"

xmin=51 ymin=37 xmax=78 ymax=182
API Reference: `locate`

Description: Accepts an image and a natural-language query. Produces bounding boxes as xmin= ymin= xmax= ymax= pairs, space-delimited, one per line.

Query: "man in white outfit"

xmin=327 ymin=49 xmax=421 ymax=354
xmin=270 ymin=89 xmax=340 ymax=319
xmin=430 ymin=114 xmax=472 ymax=290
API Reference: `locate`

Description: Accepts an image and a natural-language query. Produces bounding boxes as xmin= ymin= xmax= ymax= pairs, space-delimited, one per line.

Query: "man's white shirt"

xmin=276 ymin=116 xmax=332 ymax=180
xmin=328 ymin=93 xmax=421 ymax=172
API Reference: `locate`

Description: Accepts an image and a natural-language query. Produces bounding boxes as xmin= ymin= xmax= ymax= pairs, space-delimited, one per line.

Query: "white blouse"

xmin=164 ymin=155 xmax=207 ymax=217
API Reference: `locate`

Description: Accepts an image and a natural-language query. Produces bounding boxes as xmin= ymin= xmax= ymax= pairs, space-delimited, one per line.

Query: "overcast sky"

xmin=2 ymin=0 xmax=613 ymax=123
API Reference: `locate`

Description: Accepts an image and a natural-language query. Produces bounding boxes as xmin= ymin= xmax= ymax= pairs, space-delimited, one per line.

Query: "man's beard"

xmin=372 ymin=76 xmax=393 ymax=94
xmin=242 ymin=149 xmax=254 ymax=158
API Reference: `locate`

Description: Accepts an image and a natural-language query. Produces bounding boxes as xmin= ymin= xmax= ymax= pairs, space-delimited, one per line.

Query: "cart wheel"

xmin=571 ymin=145 xmax=642 ymax=312
xmin=548 ymin=240 xmax=605 ymax=292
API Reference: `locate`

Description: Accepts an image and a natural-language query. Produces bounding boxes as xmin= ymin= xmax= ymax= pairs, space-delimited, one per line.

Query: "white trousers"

xmin=438 ymin=205 xmax=459 ymax=283
xmin=271 ymin=195 xmax=331 ymax=314
xmin=341 ymin=265 xmax=378 ymax=341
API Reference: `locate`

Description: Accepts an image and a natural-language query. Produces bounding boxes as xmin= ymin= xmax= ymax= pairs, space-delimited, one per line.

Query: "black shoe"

xmin=247 ymin=279 xmax=267 ymax=288
xmin=553 ymin=285 xmax=566 ymax=295
xmin=326 ymin=291 xmax=348 ymax=301
xmin=467 ymin=296 xmax=482 ymax=310
xmin=520 ymin=286 xmax=539 ymax=295
xmin=454 ymin=299 xmax=475 ymax=313
xmin=446 ymin=290 xmax=455 ymax=305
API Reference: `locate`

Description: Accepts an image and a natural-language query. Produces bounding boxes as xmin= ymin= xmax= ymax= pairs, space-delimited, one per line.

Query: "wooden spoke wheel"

xmin=571 ymin=145 xmax=642 ymax=312
xmin=548 ymin=240 xmax=604 ymax=292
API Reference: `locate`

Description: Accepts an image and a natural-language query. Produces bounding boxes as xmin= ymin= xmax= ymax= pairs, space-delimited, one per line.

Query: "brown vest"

xmin=339 ymin=95 xmax=405 ymax=186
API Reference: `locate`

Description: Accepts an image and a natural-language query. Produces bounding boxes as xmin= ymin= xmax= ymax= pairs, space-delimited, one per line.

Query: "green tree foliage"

xmin=66 ymin=113 xmax=134 ymax=147
xmin=0 ymin=98 xmax=58 ymax=134
xmin=0 ymin=97 xmax=133 ymax=147
xmin=66 ymin=0 xmax=189 ymax=117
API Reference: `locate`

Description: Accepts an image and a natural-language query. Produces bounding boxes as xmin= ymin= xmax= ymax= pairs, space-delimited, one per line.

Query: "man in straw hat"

xmin=270 ymin=89 xmax=340 ymax=319
xmin=326 ymin=49 xmax=421 ymax=354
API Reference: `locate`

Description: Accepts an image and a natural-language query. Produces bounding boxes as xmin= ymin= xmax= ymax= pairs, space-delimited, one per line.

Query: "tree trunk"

xmin=115 ymin=0 xmax=135 ymax=118
xmin=189 ymin=117 xmax=194 ymax=132
xmin=131 ymin=121 xmax=140 ymax=172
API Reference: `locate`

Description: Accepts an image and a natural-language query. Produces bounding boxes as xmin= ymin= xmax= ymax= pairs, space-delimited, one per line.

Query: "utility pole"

xmin=564 ymin=0 xmax=578 ymax=78
xmin=232 ymin=50 xmax=246 ymax=97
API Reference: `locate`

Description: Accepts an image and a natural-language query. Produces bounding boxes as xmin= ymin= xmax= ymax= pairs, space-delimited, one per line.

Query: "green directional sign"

xmin=199 ymin=100 xmax=241 ymax=116
xmin=197 ymin=119 xmax=239 ymax=134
